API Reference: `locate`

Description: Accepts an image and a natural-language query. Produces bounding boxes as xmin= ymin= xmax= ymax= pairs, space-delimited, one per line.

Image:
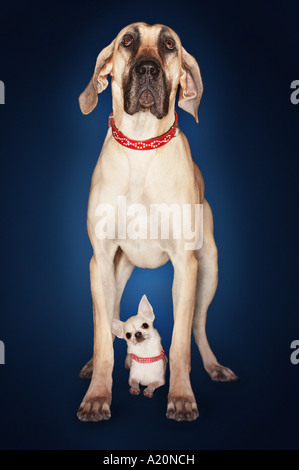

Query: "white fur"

xmin=112 ymin=295 xmax=166 ymax=391
xmin=129 ymin=331 xmax=165 ymax=387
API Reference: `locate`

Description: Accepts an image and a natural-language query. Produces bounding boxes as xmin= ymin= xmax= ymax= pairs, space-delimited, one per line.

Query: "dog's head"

xmin=112 ymin=294 xmax=156 ymax=346
xmin=79 ymin=22 xmax=203 ymax=122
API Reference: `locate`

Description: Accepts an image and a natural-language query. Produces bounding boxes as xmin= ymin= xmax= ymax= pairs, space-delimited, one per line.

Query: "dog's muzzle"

xmin=123 ymin=57 xmax=170 ymax=119
xmin=134 ymin=331 xmax=145 ymax=343
xmin=135 ymin=59 xmax=160 ymax=108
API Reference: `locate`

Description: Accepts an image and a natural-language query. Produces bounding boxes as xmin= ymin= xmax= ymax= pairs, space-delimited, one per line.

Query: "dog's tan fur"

xmin=77 ymin=22 xmax=237 ymax=422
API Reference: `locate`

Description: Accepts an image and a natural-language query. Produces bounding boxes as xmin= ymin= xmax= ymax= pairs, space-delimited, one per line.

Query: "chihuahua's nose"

xmin=135 ymin=331 xmax=142 ymax=340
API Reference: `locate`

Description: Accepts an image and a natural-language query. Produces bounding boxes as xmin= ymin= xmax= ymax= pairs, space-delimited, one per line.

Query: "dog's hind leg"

xmin=193 ymin=199 xmax=238 ymax=382
xmin=124 ymin=353 xmax=132 ymax=371
xmin=79 ymin=248 xmax=134 ymax=379
xmin=113 ymin=247 xmax=135 ymax=320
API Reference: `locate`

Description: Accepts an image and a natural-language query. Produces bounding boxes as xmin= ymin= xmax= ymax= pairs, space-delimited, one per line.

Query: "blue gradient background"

xmin=0 ymin=0 xmax=298 ymax=449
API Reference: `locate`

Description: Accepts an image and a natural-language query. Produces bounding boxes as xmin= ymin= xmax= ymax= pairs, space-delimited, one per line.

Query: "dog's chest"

xmin=112 ymin=150 xmax=173 ymax=268
xmin=126 ymin=151 xmax=153 ymax=201
xmin=114 ymin=143 xmax=178 ymax=203
xmin=89 ymin=137 xmax=193 ymax=267
xmin=130 ymin=360 xmax=164 ymax=386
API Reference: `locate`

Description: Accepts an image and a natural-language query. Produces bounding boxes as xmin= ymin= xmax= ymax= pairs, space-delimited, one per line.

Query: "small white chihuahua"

xmin=112 ymin=295 xmax=167 ymax=398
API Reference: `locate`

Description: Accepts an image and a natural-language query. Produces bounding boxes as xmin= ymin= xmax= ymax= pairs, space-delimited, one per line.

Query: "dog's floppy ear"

xmin=138 ymin=295 xmax=155 ymax=321
xmin=178 ymin=47 xmax=203 ymax=123
xmin=79 ymin=40 xmax=115 ymax=115
xmin=111 ymin=319 xmax=124 ymax=339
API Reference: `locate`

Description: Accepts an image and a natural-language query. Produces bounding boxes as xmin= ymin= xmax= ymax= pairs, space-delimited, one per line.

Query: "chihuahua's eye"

xmin=164 ymin=38 xmax=175 ymax=50
xmin=126 ymin=332 xmax=131 ymax=339
xmin=142 ymin=323 xmax=149 ymax=329
xmin=123 ymin=35 xmax=134 ymax=47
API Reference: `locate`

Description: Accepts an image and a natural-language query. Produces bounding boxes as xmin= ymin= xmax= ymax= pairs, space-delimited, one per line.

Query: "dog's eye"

xmin=123 ymin=35 xmax=134 ymax=47
xmin=142 ymin=323 xmax=149 ymax=329
xmin=164 ymin=39 xmax=175 ymax=50
xmin=126 ymin=332 xmax=131 ymax=339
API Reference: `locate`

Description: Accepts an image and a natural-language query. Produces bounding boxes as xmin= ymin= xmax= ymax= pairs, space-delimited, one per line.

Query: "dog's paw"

xmin=207 ymin=364 xmax=238 ymax=382
xmin=166 ymin=396 xmax=199 ymax=422
xmin=77 ymin=396 xmax=111 ymax=422
xmin=129 ymin=386 xmax=140 ymax=396
xmin=143 ymin=387 xmax=154 ymax=398
xmin=79 ymin=358 xmax=93 ymax=379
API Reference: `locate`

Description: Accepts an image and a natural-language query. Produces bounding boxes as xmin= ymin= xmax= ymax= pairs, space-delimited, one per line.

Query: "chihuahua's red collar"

xmin=108 ymin=112 xmax=178 ymax=150
xmin=131 ymin=349 xmax=165 ymax=364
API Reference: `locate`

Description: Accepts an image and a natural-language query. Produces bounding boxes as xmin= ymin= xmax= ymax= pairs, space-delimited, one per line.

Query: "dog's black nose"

xmin=135 ymin=60 xmax=160 ymax=79
xmin=135 ymin=331 xmax=142 ymax=339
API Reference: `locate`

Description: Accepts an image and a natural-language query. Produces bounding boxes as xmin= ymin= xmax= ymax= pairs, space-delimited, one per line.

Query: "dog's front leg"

xmin=167 ymin=252 xmax=199 ymax=421
xmin=77 ymin=248 xmax=116 ymax=421
xmin=129 ymin=378 xmax=140 ymax=395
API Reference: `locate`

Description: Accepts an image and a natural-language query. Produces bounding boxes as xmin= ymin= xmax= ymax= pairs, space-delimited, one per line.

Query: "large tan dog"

xmin=77 ymin=22 xmax=237 ymax=422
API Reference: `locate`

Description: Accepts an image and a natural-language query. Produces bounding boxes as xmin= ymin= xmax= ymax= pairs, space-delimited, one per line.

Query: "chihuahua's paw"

xmin=129 ymin=378 xmax=140 ymax=395
xmin=143 ymin=387 xmax=154 ymax=398
xmin=207 ymin=363 xmax=238 ymax=382
xmin=129 ymin=386 xmax=140 ymax=396
xmin=77 ymin=396 xmax=111 ymax=422
xmin=79 ymin=358 xmax=93 ymax=379
xmin=166 ymin=396 xmax=199 ymax=422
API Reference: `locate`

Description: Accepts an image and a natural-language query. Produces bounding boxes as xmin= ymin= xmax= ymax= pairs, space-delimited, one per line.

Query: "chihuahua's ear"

xmin=138 ymin=295 xmax=155 ymax=321
xmin=111 ymin=319 xmax=124 ymax=339
xmin=79 ymin=39 xmax=115 ymax=115
xmin=178 ymin=47 xmax=203 ymax=123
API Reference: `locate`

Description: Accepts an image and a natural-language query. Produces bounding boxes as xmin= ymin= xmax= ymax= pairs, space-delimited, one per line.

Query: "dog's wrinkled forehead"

xmin=114 ymin=22 xmax=182 ymax=64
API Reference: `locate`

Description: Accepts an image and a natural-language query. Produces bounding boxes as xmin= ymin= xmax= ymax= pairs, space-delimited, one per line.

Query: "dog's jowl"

xmin=77 ymin=22 xmax=237 ymax=423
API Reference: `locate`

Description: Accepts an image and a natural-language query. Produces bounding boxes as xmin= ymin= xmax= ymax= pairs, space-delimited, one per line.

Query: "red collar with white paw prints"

xmin=108 ymin=112 xmax=178 ymax=150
